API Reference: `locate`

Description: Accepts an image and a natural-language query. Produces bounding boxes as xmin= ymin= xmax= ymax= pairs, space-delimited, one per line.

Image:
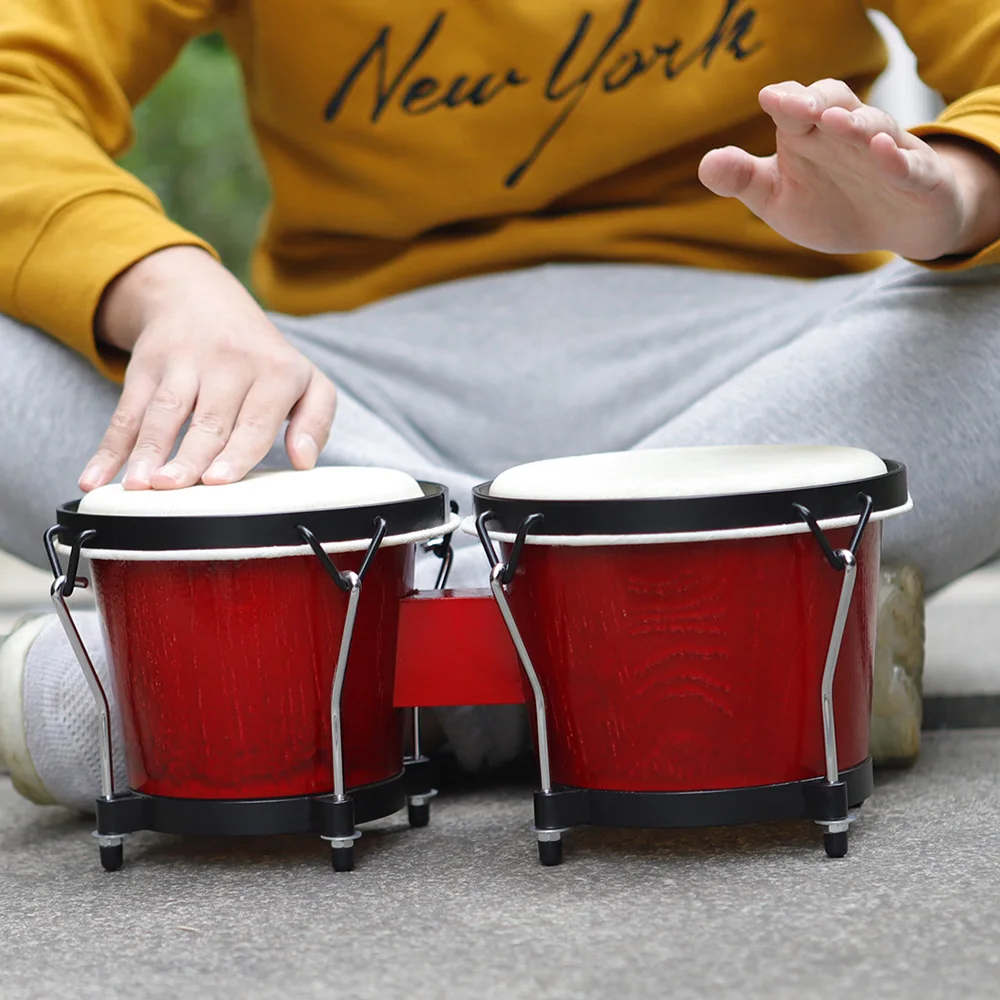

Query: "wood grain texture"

xmin=93 ymin=546 xmax=414 ymax=800
xmin=395 ymin=590 xmax=523 ymax=707
xmin=504 ymin=526 xmax=880 ymax=792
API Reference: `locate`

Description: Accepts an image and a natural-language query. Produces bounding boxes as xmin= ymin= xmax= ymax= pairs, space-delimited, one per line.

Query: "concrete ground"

xmin=2 ymin=550 xmax=999 ymax=999
xmin=1 ymin=731 xmax=999 ymax=1000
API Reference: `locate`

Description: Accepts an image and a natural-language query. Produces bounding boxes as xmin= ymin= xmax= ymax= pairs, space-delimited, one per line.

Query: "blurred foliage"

xmin=118 ymin=34 xmax=270 ymax=286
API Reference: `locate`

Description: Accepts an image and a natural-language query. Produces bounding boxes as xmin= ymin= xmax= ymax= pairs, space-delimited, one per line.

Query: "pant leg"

xmin=273 ymin=263 xmax=864 ymax=480
xmin=0 ymin=264 xmax=864 ymax=570
xmin=11 ymin=260 xmax=993 ymax=592
xmin=637 ymin=260 xmax=1000 ymax=593
xmin=278 ymin=259 xmax=1000 ymax=593
xmin=0 ymin=316 xmax=119 ymax=568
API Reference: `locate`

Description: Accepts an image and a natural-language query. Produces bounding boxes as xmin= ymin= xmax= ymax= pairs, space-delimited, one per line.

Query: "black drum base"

xmin=91 ymin=757 xmax=437 ymax=873
xmin=529 ymin=758 xmax=873 ymax=866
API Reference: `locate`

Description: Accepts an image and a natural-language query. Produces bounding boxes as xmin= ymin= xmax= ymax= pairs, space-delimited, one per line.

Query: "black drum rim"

xmin=473 ymin=459 xmax=907 ymax=537
xmin=54 ymin=481 xmax=451 ymax=553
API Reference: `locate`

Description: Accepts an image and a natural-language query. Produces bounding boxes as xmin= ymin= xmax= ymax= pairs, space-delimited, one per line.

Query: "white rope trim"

xmin=58 ymin=513 xmax=462 ymax=563
xmin=461 ymin=499 xmax=912 ymax=547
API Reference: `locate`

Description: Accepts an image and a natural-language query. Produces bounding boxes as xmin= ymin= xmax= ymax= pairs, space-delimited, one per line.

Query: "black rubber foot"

xmin=408 ymin=800 xmax=430 ymax=828
xmin=331 ymin=845 xmax=355 ymax=872
xmin=537 ymin=838 xmax=563 ymax=867
xmin=824 ymin=830 xmax=849 ymax=859
xmin=99 ymin=843 xmax=124 ymax=872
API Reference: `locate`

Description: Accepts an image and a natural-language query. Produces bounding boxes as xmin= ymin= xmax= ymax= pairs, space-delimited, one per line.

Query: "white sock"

xmin=23 ymin=612 xmax=127 ymax=813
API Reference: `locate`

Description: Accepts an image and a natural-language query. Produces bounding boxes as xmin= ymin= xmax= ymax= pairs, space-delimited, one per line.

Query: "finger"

xmin=759 ymin=81 xmax=822 ymax=136
xmin=870 ymin=132 xmax=940 ymax=191
xmin=803 ymin=78 xmax=864 ymax=114
xmin=202 ymin=378 xmax=303 ymax=485
xmin=285 ymin=372 xmax=338 ymax=469
xmin=869 ymin=130 xmax=911 ymax=180
xmin=150 ymin=374 xmax=251 ymax=489
xmin=698 ymin=147 xmax=779 ymax=213
xmin=80 ymin=373 xmax=157 ymax=491
xmin=122 ymin=372 xmax=199 ymax=490
xmin=817 ymin=104 xmax=903 ymax=149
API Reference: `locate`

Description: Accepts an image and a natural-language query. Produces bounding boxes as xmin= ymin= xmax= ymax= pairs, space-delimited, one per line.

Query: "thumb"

xmin=699 ymin=146 xmax=779 ymax=215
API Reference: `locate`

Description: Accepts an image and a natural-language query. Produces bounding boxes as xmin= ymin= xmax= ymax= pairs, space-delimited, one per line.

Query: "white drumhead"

xmin=488 ymin=446 xmax=888 ymax=501
xmin=79 ymin=466 xmax=425 ymax=517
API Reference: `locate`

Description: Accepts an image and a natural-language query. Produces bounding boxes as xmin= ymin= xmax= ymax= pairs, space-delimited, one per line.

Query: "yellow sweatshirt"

xmin=2 ymin=0 xmax=1000 ymax=379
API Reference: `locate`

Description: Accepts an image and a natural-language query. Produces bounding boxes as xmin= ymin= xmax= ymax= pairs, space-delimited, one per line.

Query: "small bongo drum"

xmin=472 ymin=446 xmax=911 ymax=864
xmin=45 ymin=467 xmax=459 ymax=872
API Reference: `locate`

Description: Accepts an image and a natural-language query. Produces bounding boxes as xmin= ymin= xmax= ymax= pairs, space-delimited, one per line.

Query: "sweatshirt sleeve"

xmin=872 ymin=0 xmax=1000 ymax=268
xmin=0 ymin=0 xmax=218 ymax=379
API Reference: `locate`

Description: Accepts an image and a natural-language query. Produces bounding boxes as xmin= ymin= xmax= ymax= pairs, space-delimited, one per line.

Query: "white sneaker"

xmin=0 ymin=614 xmax=57 ymax=804
xmin=0 ymin=609 xmax=126 ymax=812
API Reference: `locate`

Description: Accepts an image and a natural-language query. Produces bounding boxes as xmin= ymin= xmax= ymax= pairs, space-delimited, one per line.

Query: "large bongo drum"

xmin=471 ymin=446 xmax=911 ymax=864
xmin=45 ymin=467 xmax=459 ymax=872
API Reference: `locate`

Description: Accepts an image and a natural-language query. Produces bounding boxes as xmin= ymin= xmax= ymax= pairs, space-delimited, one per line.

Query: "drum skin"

xmin=502 ymin=525 xmax=881 ymax=793
xmin=92 ymin=545 xmax=413 ymax=800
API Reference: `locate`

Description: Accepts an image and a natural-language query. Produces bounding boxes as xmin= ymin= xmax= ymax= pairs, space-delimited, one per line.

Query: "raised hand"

xmin=699 ymin=78 xmax=1000 ymax=261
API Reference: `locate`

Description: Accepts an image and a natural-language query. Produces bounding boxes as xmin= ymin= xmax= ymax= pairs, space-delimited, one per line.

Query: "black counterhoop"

xmin=473 ymin=460 xmax=907 ymax=537
xmin=52 ymin=481 xmax=450 ymax=552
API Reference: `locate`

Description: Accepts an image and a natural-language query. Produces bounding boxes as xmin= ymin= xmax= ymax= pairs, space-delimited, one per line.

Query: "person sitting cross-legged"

xmin=2 ymin=1 xmax=1000 ymax=807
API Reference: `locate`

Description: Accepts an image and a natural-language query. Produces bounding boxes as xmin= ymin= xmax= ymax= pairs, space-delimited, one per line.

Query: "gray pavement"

xmin=924 ymin=568 xmax=1000 ymax=696
xmin=2 ymin=730 xmax=1000 ymax=1000
xmin=3 ymin=549 xmax=999 ymax=998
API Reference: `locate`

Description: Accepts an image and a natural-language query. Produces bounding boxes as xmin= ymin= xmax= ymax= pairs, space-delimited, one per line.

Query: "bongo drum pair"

xmin=45 ymin=446 xmax=910 ymax=873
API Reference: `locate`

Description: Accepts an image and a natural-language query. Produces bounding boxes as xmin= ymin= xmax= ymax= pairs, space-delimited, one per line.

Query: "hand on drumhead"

xmin=79 ymin=247 xmax=338 ymax=492
xmin=698 ymin=78 xmax=1000 ymax=260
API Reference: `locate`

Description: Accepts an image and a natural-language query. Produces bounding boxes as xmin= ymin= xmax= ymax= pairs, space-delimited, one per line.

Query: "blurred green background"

xmin=118 ymin=34 xmax=269 ymax=286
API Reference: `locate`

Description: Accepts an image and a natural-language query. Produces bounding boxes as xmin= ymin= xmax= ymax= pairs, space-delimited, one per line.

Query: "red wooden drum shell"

xmin=91 ymin=545 xmax=413 ymax=800
xmin=502 ymin=524 xmax=880 ymax=793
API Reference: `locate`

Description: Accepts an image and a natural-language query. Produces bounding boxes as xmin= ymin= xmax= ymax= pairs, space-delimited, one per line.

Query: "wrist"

xmin=925 ymin=136 xmax=1000 ymax=257
xmin=95 ymin=245 xmax=219 ymax=352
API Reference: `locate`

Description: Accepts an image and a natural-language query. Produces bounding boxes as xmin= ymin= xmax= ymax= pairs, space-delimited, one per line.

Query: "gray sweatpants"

xmin=4 ymin=258 xmax=1000 ymax=792
xmin=3 ymin=259 xmax=1000 ymax=592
